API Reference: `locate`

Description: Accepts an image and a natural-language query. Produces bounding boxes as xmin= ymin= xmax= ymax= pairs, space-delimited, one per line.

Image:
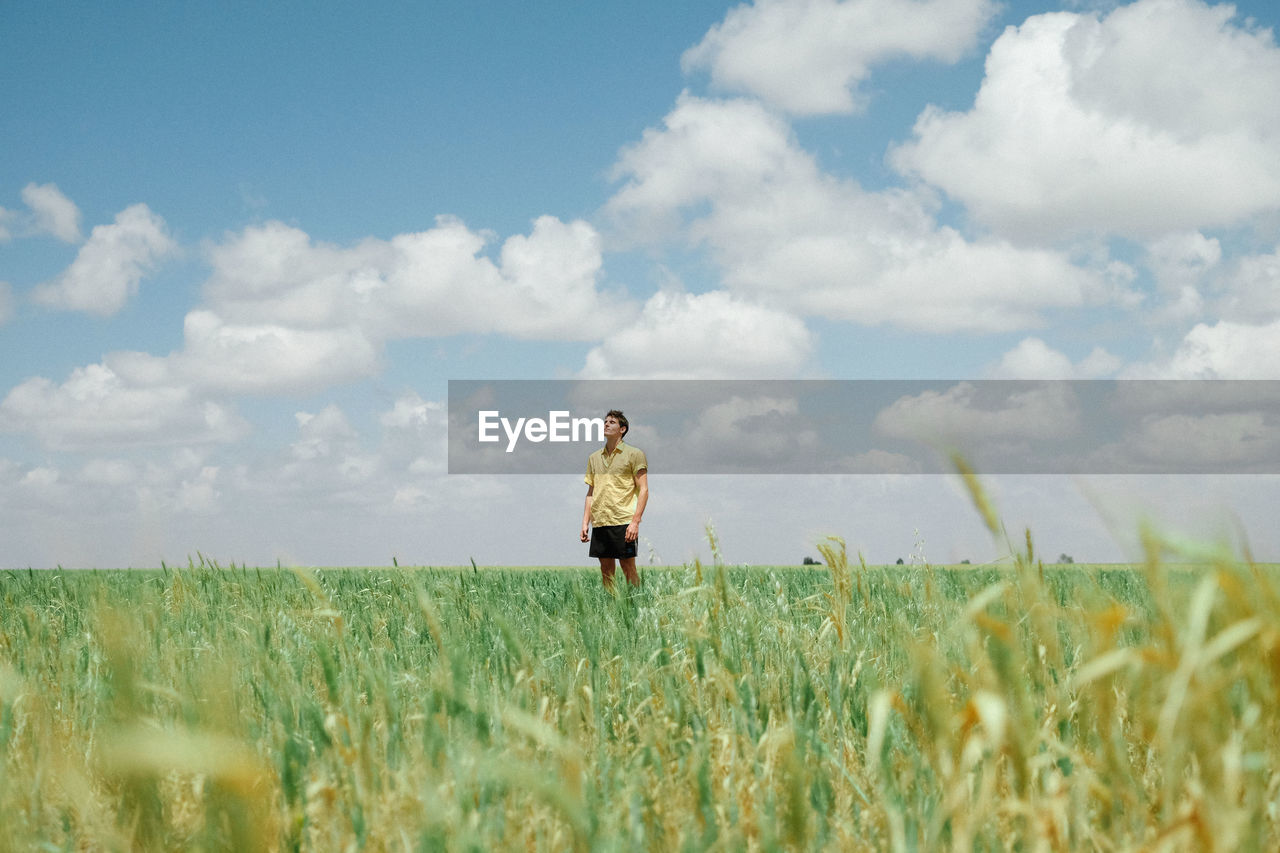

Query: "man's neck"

xmin=605 ymin=436 xmax=621 ymax=453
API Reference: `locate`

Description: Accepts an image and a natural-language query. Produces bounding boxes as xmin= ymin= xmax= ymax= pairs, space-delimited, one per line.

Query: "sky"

xmin=3 ymin=0 xmax=1280 ymax=568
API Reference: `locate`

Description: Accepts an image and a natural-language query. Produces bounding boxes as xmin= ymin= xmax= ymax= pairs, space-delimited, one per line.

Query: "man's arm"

xmin=625 ymin=469 xmax=648 ymax=542
xmin=580 ymin=484 xmax=594 ymax=543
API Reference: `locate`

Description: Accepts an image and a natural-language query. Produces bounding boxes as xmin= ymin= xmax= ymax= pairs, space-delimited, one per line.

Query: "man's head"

xmin=604 ymin=409 xmax=628 ymax=439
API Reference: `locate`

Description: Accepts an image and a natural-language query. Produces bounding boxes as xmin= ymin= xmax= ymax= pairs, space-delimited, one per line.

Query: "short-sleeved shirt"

xmin=584 ymin=441 xmax=648 ymax=527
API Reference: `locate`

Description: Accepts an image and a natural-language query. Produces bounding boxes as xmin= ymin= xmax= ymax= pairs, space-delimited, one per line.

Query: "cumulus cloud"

xmin=874 ymin=380 xmax=1082 ymax=445
xmin=579 ymin=289 xmax=814 ymax=378
xmin=204 ymin=215 xmax=620 ymax=341
xmin=0 ymin=389 xmax=475 ymax=566
xmin=683 ymin=0 xmax=998 ymax=115
xmin=1140 ymin=231 xmax=1221 ymax=322
xmin=1213 ymin=244 xmax=1280 ymax=323
xmin=166 ymin=465 xmax=222 ymax=515
xmin=0 ymin=360 xmax=247 ymax=451
xmin=679 ymin=395 xmax=818 ymax=468
xmin=21 ymin=466 xmax=60 ymax=491
xmin=1147 ymin=232 xmax=1222 ymax=292
xmin=176 ymin=215 xmax=624 ymax=396
xmin=175 ymin=310 xmax=380 ymax=395
xmin=0 ymin=449 xmax=245 ymax=566
xmin=607 ymin=94 xmax=1100 ymax=332
xmin=1 ymin=212 xmax=626 ymax=452
xmin=380 ymin=391 xmax=448 ymax=476
xmin=31 ymin=203 xmax=177 ymax=315
xmin=0 ymin=390 xmax=553 ymax=567
xmin=607 ymin=95 xmax=807 ymax=244
xmin=22 ymin=182 xmax=82 ymax=243
xmin=291 ymin=405 xmax=359 ymax=461
xmin=240 ymin=399 xmax=442 ymax=513
xmin=380 ymin=392 xmax=446 ymax=432
xmin=891 ymin=0 xmax=1280 ymax=240
xmin=1121 ymin=412 xmax=1280 ymax=470
xmin=1128 ymin=318 xmax=1280 ymax=378
xmin=990 ymin=337 xmax=1121 ymax=378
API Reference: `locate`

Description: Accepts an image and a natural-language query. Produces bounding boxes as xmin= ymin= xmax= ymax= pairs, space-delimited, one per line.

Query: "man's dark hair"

xmin=606 ymin=409 xmax=628 ymax=438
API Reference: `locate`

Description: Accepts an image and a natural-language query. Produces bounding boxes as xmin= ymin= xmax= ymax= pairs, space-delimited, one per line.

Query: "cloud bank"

xmin=891 ymin=0 xmax=1280 ymax=241
xmin=684 ymin=0 xmax=998 ymax=114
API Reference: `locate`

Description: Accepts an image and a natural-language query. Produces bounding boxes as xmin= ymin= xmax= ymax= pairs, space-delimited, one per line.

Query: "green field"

xmin=3 ymin=532 xmax=1279 ymax=850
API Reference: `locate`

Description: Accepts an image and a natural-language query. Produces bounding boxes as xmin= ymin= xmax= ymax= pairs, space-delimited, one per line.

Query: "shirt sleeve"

xmin=634 ymin=449 xmax=648 ymax=474
xmin=584 ymin=458 xmax=594 ymax=487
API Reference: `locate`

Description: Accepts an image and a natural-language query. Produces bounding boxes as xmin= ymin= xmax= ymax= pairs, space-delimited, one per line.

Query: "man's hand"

xmin=580 ymin=524 xmax=590 ymax=543
xmin=625 ymin=520 xmax=639 ymax=542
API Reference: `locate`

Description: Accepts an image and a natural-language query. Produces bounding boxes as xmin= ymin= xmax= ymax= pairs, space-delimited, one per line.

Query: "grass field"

xmin=3 ymin=520 xmax=1280 ymax=850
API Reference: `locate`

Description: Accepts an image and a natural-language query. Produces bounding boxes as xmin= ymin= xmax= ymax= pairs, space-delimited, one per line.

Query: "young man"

xmin=580 ymin=409 xmax=648 ymax=589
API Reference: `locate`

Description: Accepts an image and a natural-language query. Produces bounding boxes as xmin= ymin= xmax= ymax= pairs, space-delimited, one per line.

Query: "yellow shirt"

xmin=585 ymin=441 xmax=648 ymax=527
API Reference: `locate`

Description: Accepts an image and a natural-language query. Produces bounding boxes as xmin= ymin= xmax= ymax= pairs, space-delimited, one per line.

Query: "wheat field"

xmin=2 ymin=512 xmax=1279 ymax=850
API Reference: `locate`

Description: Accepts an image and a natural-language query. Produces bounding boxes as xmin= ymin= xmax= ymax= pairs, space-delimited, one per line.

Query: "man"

xmin=580 ymin=409 xmax=648 ymax=589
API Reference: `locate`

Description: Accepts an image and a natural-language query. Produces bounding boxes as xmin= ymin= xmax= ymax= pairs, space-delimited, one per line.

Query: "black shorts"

xmin=589 ymin=524 xmax=637 ymax=559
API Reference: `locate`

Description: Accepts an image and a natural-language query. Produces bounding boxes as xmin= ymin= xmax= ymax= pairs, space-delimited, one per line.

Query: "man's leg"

xmin=598 ymin=558 xmax=617 ymax=589
xmin=619 ymin=557 xmax=640 ymax=587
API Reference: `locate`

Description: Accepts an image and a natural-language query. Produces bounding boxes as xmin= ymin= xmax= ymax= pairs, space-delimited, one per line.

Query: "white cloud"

xmin=1121 ymin=412 xmax=1280 ymax=469
xmin=873 ymin=381 xmax=1082 ymax=444
xmin=380 ymin=391 xmax=448 ymax=476
xmin=607 ymin=95 xmax=808 ymax=244
xmin=832 ymin=448 xmax=923 ymax=474
xmin=180 ymin=215 xmax=624 ymax=396
xmin=80 ymin=458 xmax=138 ymax=487
xmin=579 ymin=289 xmax=814 ymax=378
xmin=72 ymin=451 xmax=224 ymax=522
xmin=31 ymin=203 xmax=177 ymax=315
xmin=0 ymin=392 xmax=485 ymax=566
xmin=22 ymin=182 xmax=82 ymax=243
xmin=0 ymin=213 xmax=622 ymax=454
xmin=1065 ymin=0 xmax=1280 ymax=140
xmin=607 ymin=94 xmax=1100 ymax=332
xmin=175 ymin=310 xmax=380 ymax=395
xmin=380 ymin=392 xmax=445 ymax=431
xmin=680 ymin=395 xmax=819 ymax=466
xmin=0 ymin=361 xmax=247 ymax=451
xmin=683 ymin=0 xmax=998 ymax=115
xmin=291 ymin=405 xmax=358 ymax=461
xmin=21 ymin=466 xmax=60 ymax=491
xmin=891 ymin=0 xmax=1280 ymax=240
xmin=262 ymin=405 xmax=382 ymax=506
xmin=205 ymin=215 xmax=622 ymax=341
xmin=1213 ymin=244 xmax=1280 ymax=323
xmin=233 ymin=401 xmax=416 ymax=513
xmin=990 ymin=337 xmax=1120 ymax=378
xmin=492 ymin=216 xmax=614 ymax=339
xmin=170 ymin=465 xmax=221 ymax=514
xmin=1129 ymin=318 xmax=1280 ymax=378
xmin=1140 ymin=231 xmax=1221 ymax=322
xmin=1147 ymin=232 xmax=1221 ymax=292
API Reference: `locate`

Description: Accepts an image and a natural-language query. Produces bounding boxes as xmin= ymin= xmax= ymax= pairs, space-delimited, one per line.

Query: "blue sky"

xmin=3 ymin=0 xmax=1280 ymax=568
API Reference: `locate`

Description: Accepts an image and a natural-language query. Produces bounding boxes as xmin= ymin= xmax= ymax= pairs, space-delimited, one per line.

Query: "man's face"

xmin=603 ymin=415 xmax=623 ymax=438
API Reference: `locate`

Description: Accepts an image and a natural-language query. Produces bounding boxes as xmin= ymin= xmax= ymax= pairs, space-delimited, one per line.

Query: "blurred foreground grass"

xmin=3 ymin=534 xmax=1280 ymax=850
